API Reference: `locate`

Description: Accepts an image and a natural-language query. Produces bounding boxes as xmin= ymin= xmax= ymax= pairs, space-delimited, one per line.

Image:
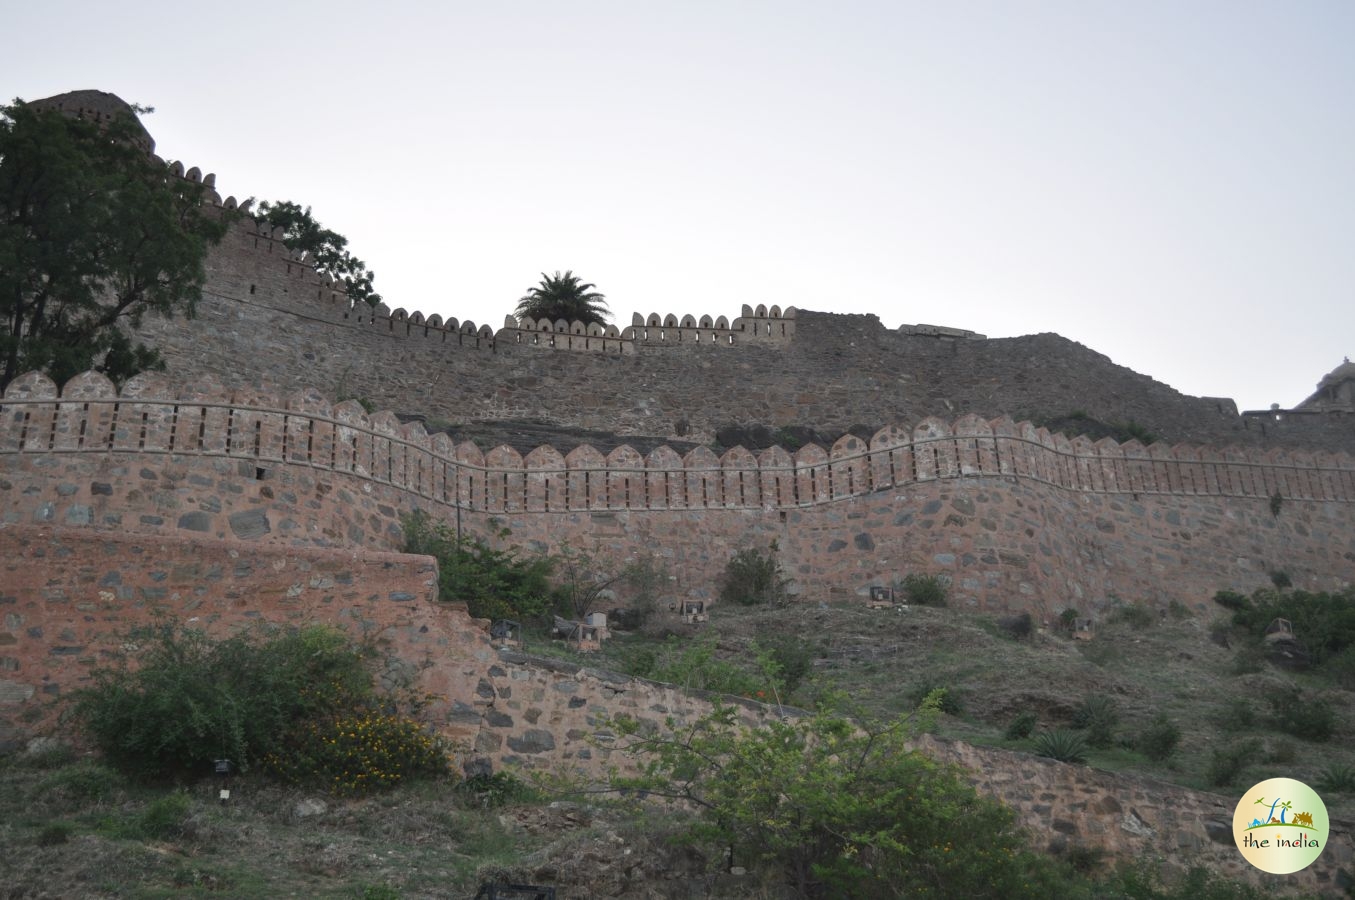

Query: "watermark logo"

xmin=1232 ymin=777 xmax=1329 ymax=874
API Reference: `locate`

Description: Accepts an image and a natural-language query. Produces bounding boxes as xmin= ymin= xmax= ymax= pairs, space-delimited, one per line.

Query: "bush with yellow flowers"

xmin=265 ymin=711 xmax=453 ymax=796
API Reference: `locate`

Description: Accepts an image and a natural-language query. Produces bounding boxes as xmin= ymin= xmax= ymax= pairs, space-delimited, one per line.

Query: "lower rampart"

xmin=1 ymin=526 xmax=1348 ymax=894
xmin=4 ymin=371 xmax=1354 ymax=615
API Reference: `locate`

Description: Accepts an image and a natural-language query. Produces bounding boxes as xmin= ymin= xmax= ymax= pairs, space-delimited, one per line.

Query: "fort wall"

xmin=120 ymin=208 xmax=1355 ymax=452
xmin=11 ymin=95 xmax=1352 ymax=893
xmin=1 ymin=525 xmax=1348 ymax=893
xmin=4 ymin=372 xmax=1354 ymax=614
xmin=0 ymin=526 xmax=490 ymax=749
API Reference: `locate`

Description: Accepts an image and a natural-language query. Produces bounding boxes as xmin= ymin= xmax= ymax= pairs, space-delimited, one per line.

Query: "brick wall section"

xmin=0 ymin=526 xmax=496 ymax=753
xmin=4 ymin=371 xmax=1355 ymax=612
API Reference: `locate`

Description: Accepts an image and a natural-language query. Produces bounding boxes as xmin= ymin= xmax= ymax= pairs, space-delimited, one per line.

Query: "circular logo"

xmin=1232 ymin=777 xmax=1329 ymax=874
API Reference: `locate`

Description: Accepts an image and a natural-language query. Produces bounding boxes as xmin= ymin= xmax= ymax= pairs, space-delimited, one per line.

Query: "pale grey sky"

xmin=7 ymin=1 xmax=1353 ymax=413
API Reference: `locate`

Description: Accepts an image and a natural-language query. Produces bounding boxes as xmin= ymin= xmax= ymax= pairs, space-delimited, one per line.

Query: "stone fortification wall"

xmin=4 ymin=371 xmax=1355 ymax=614
xmin=119 ymin=201 xmax=1355 ymax=451
xmin=0 ymin=524 xmax=785 ymax=780
xmin=914 ymin=735 xmax=1352 ymax=895
xmin=0 ymin=526 xmax=497 ymax=752
xmin=2 ymin=530 xmax=1348 ymax=894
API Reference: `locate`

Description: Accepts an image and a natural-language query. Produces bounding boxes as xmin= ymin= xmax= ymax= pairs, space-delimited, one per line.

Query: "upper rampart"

xmin=7 ymin=370 xmax=1352 ymax=518
xmin=111 ymin=165 xmax=1354 ymax=453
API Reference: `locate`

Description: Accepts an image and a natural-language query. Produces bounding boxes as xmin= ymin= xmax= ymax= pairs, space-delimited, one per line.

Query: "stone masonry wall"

xmin=0 ymin=526 xmax=498 ymax=752
xmin=2 ymin=527 xmax=1349 ymax=893
xmin=121 ymin=205 xmax=1355 ymax=452
xmin=915 ymin=735 xmax=1352 ymax=896
xmin=5 ymin=371 xmax=1354 ymax=615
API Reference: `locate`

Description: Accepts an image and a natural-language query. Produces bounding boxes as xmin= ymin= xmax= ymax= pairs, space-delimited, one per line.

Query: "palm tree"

xmin=515 ymin=271 xmax=610 ymax=327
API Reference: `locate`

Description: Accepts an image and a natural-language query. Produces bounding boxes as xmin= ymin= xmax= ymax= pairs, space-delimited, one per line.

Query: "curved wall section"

xmin=4 ymin=372 xmax=1354 ymax=612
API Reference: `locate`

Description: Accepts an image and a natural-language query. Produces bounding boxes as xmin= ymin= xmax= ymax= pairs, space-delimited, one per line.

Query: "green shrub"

xmin=908 ymin=680 xmax=963 ymax=715
xmin=1322 ymin=645 xmax=1355 ymax=689
xmin=899 ymin=572 xmax=950 ymax=607
xmin=1207 ymin=742 xmax=1256 ymax=787
xmin=1216 ymin=697 xmax=1255 ymax=733
xmin=1269 ymin=570 xmax=1292 ymax=589
xmin=719 ymin=541 xmax=791 ymax=606
xmin=1108 ymin=602 xmax=1155 ymax=629
xmin=620 ymin=645 xmax=658 ymax=680
xmin=33 ymin=761 xmax=123 ymax=803
xmin=1138 ymin=713 xmax=1181 ymax=762
xmin=642 ymin=635 xmax=772 ymax=699
xmin=1033 ymin=729 xmax=1088 ymax=764
xmin=137 ymin=791 xmax=191 ymax=839
xmin=403 ymin=512 xmax=553 ymax=622
xmin=75 ymin=624 xmax=384 ymax=780
xmin=610 ymin=701 xmax=1077 ymax=899
xmin=36 ymin=822 xmax=73 ymax=846
xmin=1060 ymin=844 xmax=1105 ymax=873
xmin=1230 ymin=585 xmax=1355 ymax=666
xmin=1114 ymin=420 xmax=1158 ymax=445
xmin=1072 ymin=694 xmax=1118 ymax=749
xmin=1105 ymin=861 xmax=1272 ymax=899
xmin=758 ymin=635 xmax=815 ymax=697
xmin=1005 ymin=711 xmax=1038 ymax=740
xmin=1266 ymin=691 xmax=1336 ymax=743
xmin=997 ymin=611 xmax=1034 ymax=640
xmin=1316 ymin=763 xmax=1355 ymax=794
xmin=1166 ymin=599 xmax=1191 ymax=621
xmin=617 ymin=551 xmax=670 ymax=628
xmin=1212 ymin=590 xmax=1249 ymax=611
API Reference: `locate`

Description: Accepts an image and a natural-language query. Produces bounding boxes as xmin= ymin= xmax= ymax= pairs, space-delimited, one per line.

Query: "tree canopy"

xmin=515 ymin=270 xmax=609 ymax=326
xmin=609 ymin=695 xmax=1079 ymax=898
xmin=254 ymin=200 xmax=381 ymax=308
xmin=0 ymin=98 xmax=228 ymax=389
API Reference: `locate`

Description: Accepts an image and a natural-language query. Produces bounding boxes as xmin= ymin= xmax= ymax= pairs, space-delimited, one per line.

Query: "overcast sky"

xmin=6 ymin=1 xmax=1353 ymax=412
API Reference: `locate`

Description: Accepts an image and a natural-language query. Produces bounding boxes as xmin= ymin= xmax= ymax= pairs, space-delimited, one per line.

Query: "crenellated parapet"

xmin=503 ymin=315 xmax=633 ymax=354
xmin=159 ymin=156 xmax=798 ymax=358
xmin=5 ymin=371 xmax=1353 ymax=516
xmin=490 ymin=305 xmax=797 ymax=355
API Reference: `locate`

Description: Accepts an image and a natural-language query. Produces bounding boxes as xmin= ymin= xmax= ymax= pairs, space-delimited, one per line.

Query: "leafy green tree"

xmin=719 ymin=541 xmax=791 ymax=606
xmin=402 ymin=511 xmax=553 ymax=622
xmin=515 ymin=270 xmax=609 ymax=326
xmin=0 ymin=98 xmax=228 ymax=389
xmin=609 ymin=695 xmax=1070 ymax=898
xmin=550 ymin=543 xmax=626 ymax=621
xmin=254 ymin=200 xmax=381 ymax=307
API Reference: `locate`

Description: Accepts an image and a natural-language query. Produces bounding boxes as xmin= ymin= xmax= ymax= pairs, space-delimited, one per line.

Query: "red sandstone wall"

xmin=0 ymin=526 xmax=493 ymax=753
xmin=5 ymin=371 xmax=1352 ymax=615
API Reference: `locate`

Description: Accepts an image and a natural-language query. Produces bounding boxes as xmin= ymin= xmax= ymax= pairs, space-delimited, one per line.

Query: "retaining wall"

xmin=2 ymin=527 xmax=1346 ymax=894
